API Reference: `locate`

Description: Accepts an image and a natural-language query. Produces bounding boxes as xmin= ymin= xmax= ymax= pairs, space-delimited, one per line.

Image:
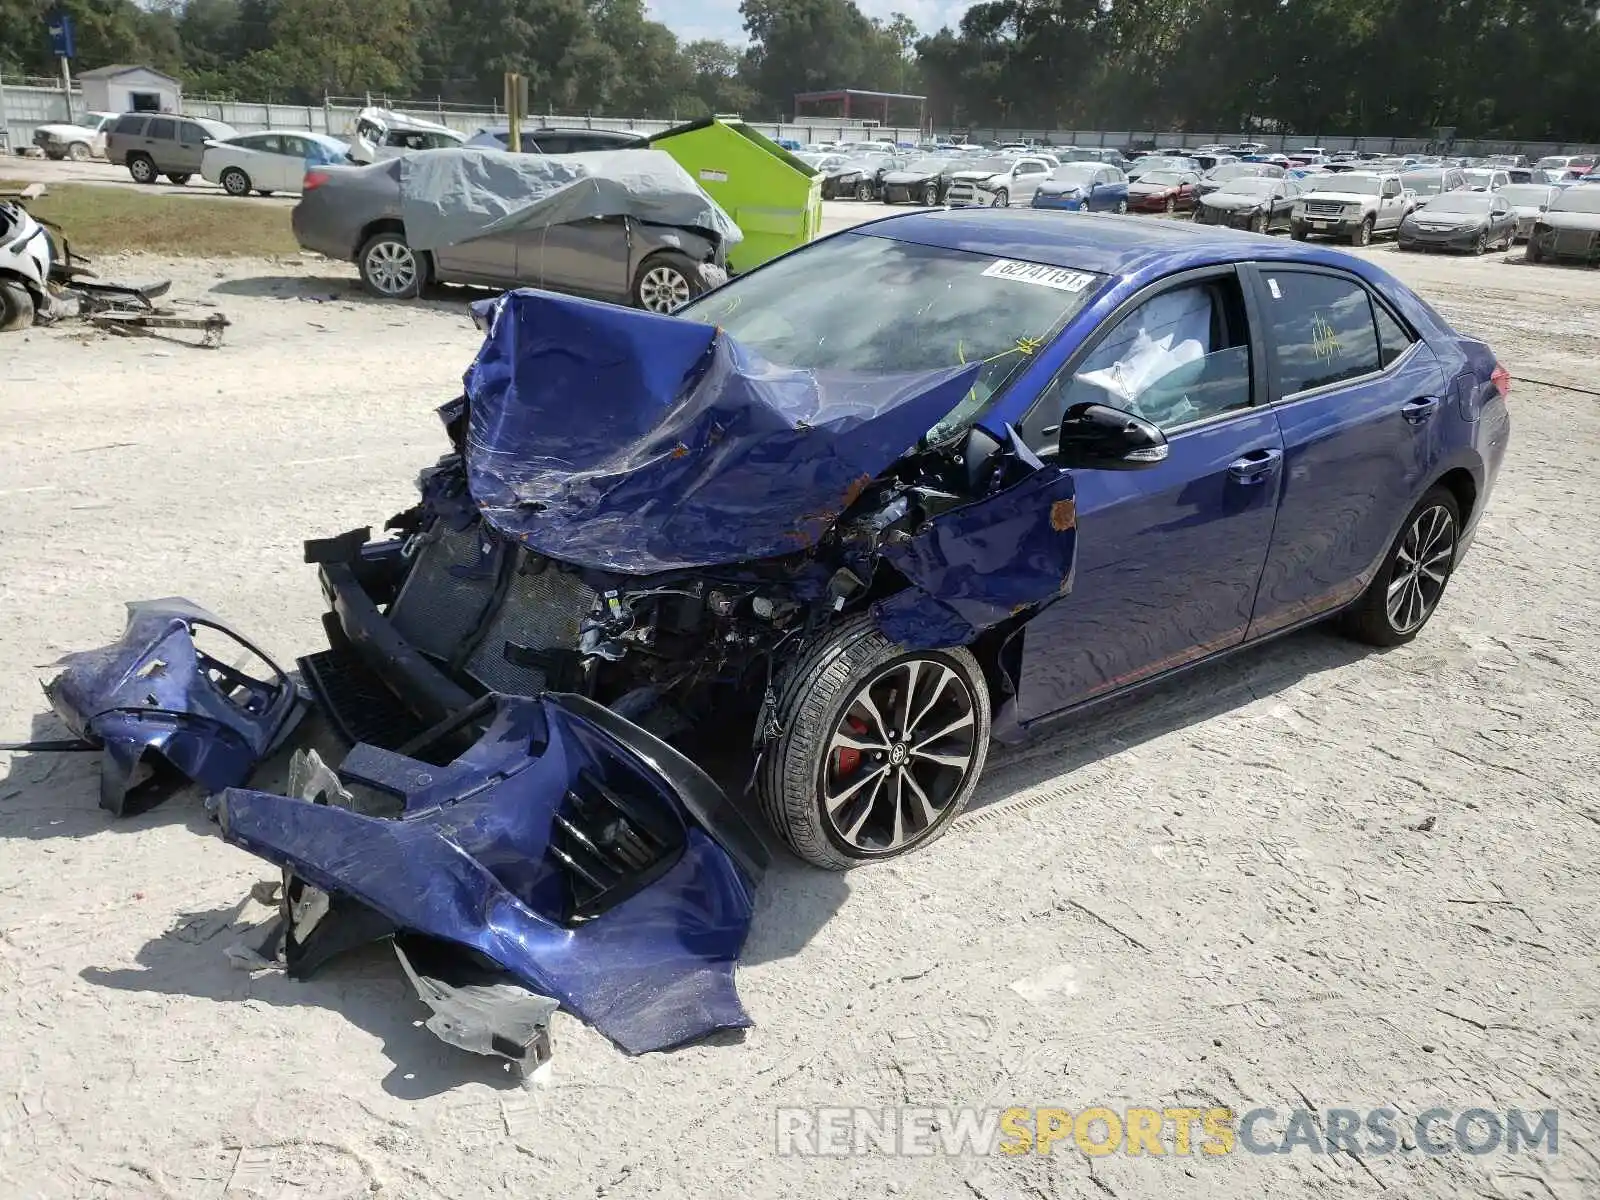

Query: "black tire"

xmin=1164 ymin=195 xmax=1176 ymax=214
xmin=632 ymin=250 xmax=704 ymax=313
xmin=258 ymin=190 xmax=274 ymax=197
xmin=166 ymin=173 xmax=191 ymax=186
xmin=357 ymin=230 xmax=423 ymax=299
xmin=220 ymin=167 xmax=251 ymax=197
xmin=854 ymin=180 xmax=872 ymax=201
xmin=1291 ymin=225 xmax=1309 ymax=241
xmin=922 ymin=182 xmax=940 ymax=206
xmin=1251 ymin=212 xmax=1267 ymax=233
xmin=1114 ymin=199 xmax=1128 ymax=215
xmin=127 ymin=154 xmax=156 ymax=184
xmin=1473 ymin=232 xmax=1487 ymax=256
xmin=66 ymin=141 xmax=91 ymax=162
xmin=1526 ymin=240 xmax=1543 ymax=263
xmin=1351 ymin=217 xmax=1373 ymax=247
xmin=1340 ymin=485 xmax=1462 ymax=648
xmin=991 ymin=188 xmax=1009 ymax=207
xmin=0 ymin=276 xmax=37 ymax=332
xmin=756 ymin=615 xmax=992 ymax=870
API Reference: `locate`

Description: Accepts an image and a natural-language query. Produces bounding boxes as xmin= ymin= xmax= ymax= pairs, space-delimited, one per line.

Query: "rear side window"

xmin=114 ymin=115 xmax=148 ymax=136
xmin=147 ymin=118 xmax=176 ymax=141
xmin=1259 ymin=270 xmax=1382 ymax=394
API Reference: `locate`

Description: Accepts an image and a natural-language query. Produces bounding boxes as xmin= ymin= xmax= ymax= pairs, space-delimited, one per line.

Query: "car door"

xmin=274 ymin=135 xmax=314 ymax=191
xmin=513 ymin=217 xmax=630 ymax=300
xmin=1011 ymin=159 xmax=1049 ymax=201
xmin=142 ymin=116 xmax=176 ymax=168
xmin=1012 ymin=266 xmax=1286 ymax=720
xmin=1489 ymin=196 xmax=1515 ymax=243
xmin=174 ymin=121 xmax=212 ymax=173
xmin=1243 ymin=264 xmax=1448 ymax=639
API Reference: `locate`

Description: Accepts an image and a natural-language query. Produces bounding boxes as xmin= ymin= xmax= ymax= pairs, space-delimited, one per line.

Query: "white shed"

xmin=78 ymin=65 xmax=182 ymax=115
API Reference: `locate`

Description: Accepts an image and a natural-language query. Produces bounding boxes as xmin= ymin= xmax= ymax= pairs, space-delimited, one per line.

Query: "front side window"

xmin=1042 ymin=280 xmax=1253 ymax=434
xmin=1259 ymin=271 xmax=1383 ymax=395
xmin=114 ymin=115 xmax=148 ymax=136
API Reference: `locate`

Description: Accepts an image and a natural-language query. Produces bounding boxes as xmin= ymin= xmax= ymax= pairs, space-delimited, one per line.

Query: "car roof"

xmin=849 ymin=207 xmax=1278 ymax=275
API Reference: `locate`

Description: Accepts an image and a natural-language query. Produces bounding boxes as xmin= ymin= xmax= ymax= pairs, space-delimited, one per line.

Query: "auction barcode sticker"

xmin=982 ymin=260 xmax=1096 ymax=292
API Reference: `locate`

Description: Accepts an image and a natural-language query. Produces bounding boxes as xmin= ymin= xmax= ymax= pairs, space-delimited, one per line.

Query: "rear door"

xmin=273 ymin=136 xmax=312 ymax=191
xmin=143 ymin=116 xmax=176 ymax=168
xmin=1243 ymin=264 xmax=1447 ymax=639
xmin=514 ymin=217 xmax=630 ymax=300
xmin=1012 ymin=266 xmax=1286 ymax=720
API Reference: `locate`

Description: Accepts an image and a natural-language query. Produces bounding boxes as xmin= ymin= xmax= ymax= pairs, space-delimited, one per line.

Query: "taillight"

xmin=303 ymin=170 xmax=330 ymax=191
xmin=1491 ymin=363 xmax=1511 ymax=399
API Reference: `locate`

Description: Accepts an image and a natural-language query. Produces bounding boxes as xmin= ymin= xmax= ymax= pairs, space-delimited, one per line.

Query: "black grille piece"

xmin=547 ymin=769 xmax=683 ymax=923
xmin=298 ymin=646 xmax=431 ymax=751
xmin=462 ymin=555 xmax=598 ymax=696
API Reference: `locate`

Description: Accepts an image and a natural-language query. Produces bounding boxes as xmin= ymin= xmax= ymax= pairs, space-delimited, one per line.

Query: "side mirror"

xmin=1057 ymin=403 xmax=1170 ymax=470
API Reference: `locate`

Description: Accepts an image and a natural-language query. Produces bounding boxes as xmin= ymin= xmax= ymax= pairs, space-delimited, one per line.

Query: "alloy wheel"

xmin=1115 ymin=200 xmax=1128 ymax=214
xmin=822 ymin=658 xmax=979 ymax=855
xmin=1386 ymin=504 xmax=1456 ymax=634
xmin=855 ymin=181 xmax=872 ymax=201
xmin=365 ymin=240 xmax=418 ymax=296
xmin=637 ymin=265 xmax=691 ymax=313
xmin=129 ymin=157 xmax=154 ymax=183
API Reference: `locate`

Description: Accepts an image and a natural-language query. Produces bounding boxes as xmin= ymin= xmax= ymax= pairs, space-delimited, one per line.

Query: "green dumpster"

xmin=648 ymin=117 xmax=822 ymax=273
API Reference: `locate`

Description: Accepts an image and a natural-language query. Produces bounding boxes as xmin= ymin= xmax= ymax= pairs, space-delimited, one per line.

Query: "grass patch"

xmin=1 ymin=180 xmax=297 ymax=257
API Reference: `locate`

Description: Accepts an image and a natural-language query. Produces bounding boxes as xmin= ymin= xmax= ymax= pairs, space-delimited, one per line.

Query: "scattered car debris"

xmin=0 ymin=185 xmax=233 ymax=345
xmin=41 ymin=598 xmax=306 ymax=815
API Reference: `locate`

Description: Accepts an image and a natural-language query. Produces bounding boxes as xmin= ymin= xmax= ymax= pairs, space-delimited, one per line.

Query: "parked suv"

xmin=1291 ymin=172 xmax=1412 ymax=245
xmin=106 ymin=113 xmax=237 ymax=185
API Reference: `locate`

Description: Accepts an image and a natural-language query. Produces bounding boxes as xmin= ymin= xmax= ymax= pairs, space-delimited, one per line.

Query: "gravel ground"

xmin=1 ymin=221 xmax=1597 ymax=1200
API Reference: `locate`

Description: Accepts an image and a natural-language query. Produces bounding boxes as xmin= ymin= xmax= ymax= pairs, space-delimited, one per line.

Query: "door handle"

xmin=1227 ymin=447 xmax=1283 ymax=482
xmin=1401 ymin=396 xmax=1440 ymax=423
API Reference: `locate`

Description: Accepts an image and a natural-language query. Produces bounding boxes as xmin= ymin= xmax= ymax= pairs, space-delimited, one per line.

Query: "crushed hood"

xmin=462 ymin=290 xmax=979 ymax=574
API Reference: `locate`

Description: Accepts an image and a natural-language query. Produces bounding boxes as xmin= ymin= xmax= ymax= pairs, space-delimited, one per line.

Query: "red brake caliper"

xmin=834 ymin=715 xmax=870 ymax=776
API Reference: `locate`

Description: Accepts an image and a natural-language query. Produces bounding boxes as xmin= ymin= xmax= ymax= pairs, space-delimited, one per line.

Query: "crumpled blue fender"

xmin=461 ymin=290 xmax=980 ymax=573
xmin=215 ymin=693 xmax=765 ymax=1055
xmin=42 ymin=599 xmax=304 ymax=815
xmin=873 ymin=433 xmax=1078 ymax=649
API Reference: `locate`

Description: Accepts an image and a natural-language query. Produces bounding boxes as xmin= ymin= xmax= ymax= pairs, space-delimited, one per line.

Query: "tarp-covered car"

xmin=292 ymin=147 xmax=739 ymax=311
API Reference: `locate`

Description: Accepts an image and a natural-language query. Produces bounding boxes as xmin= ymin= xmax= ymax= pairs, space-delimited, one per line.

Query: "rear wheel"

xmin=632 ymin=250 xmax=702 ymax=313
xmin=1340 ymin=486 xmax=1461 ymax=647
xmin=166 ymin=173 xmax=191 ymax=185
xmin=358 ymin=231 xmax=423 ymax=299
xmin=0 ymin=277 xmax=37 ymax=332
xmin=1251 ymin=212 xmax=1267 ymax=233
xmin=127 ymin=154 xmax=156 ymax=184
xmin=220 ymin=167 xmax=251 ymax=197
xmin=756 ymin=616 xmax=991 ymax=870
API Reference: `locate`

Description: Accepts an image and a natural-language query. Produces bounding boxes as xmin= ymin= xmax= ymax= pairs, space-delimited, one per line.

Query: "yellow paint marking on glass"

xmin=1310 ymin=312 xmax=1342 ymax=363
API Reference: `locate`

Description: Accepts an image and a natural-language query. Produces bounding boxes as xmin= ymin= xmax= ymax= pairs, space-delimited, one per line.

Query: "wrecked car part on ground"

xmin=216 ymin=691 xmax=768 ymax=1060
xmin=41 ymin=599 xmax=306 ymax=815
xmin=0 ymin=185 xmax=232 ymax=344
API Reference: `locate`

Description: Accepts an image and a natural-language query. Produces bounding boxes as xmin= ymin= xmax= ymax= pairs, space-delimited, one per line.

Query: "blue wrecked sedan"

xmin=1031 ymin=162 xmax=1131 ymax=213
xmin=44 ymin=210 xmax=1510 ymax=1066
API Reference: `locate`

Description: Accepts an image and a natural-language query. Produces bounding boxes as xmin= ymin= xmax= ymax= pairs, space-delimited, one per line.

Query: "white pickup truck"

xmin=1290 ymin=172 xmax=1413 ymax=245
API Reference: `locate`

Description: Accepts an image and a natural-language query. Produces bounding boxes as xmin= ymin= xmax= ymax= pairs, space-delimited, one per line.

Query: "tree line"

xmin=2 ymin=0 xmax=1595 ymax=141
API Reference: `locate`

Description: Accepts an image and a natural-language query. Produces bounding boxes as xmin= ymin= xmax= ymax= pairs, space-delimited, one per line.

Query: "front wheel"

xmin=1340 ymin=485 xmax=1461 ymax=647
xmin=922 ymin=182 xmax=940 ymax=206
xmin=1351 ymin=217 xmax=1373 ymax=247
xmin=1114 ymin=199 xmax=1128 ymax=215
xmin=632 ymin=251 xmax=703 ymax=313
xmin=756 ymin=616 xmax=992 ymax=870
xmin=66 ymin=142 xmax=91 ymax=162
xmin=855 ymin=180 xmax=872 ymax=201
xmin=1526 ymin=240 xmax=1543 ymax=263
xmin=0 ymin=277 xmax=37 ymax=332
xmin=1164 ymin=195 xmax=1176 ymax=214
xmin=220 ymin=167 xmax=251 ymax=197
xmin=990 ymin=189 xmax=1009 ymax=207
xmin=1474 ymin=232 xmax=1488 ymax=255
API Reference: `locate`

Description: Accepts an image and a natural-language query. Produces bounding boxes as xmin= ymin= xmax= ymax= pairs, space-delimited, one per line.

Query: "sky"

xmin=647 ymin=0 xmax=974 ymax=45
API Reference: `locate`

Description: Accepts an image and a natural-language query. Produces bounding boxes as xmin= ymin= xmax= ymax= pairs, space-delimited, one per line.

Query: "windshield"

xmin=1401 ymin=172 xmax=1448 ymax=195
xmin=1463 ymin=170 xmax=1496 ymax=188
xmin=1048 ymin=164 xmax=1099 ymax=185
xmin=678 ymin=233 xmax=1103 ymax=441
xmin=1536 ymin=156 xmax=1569 ymax=170
xmin=1499 ymin=185 xmax=1553 ymax=207
xmin=1320 ymin=175 xmax=1383 ymax=195
xmin=1138 ymin=172 xmax=1185 ymax=186
xmin=1552 ymin=187 xmax=1600 ymax=214
xmin=964 ymin=156 xmax=1015 ymax=174
xmin=1143 ymin=157 xmax=1190 ymax=171
xmin=901 ymin=157 xmax=948 ymax=173
xmin=1220 ymin=179 xmax=1277 ymax=197
xmin=1205 ymin=163 xmax=1253 ymax=182
xmin=1422 ymin=193 xmax=1492 ymax=216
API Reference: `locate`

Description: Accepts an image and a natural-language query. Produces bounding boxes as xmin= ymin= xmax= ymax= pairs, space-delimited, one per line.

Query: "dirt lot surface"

xmin=1 ymin=218 xmax=1597 ymax=1199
